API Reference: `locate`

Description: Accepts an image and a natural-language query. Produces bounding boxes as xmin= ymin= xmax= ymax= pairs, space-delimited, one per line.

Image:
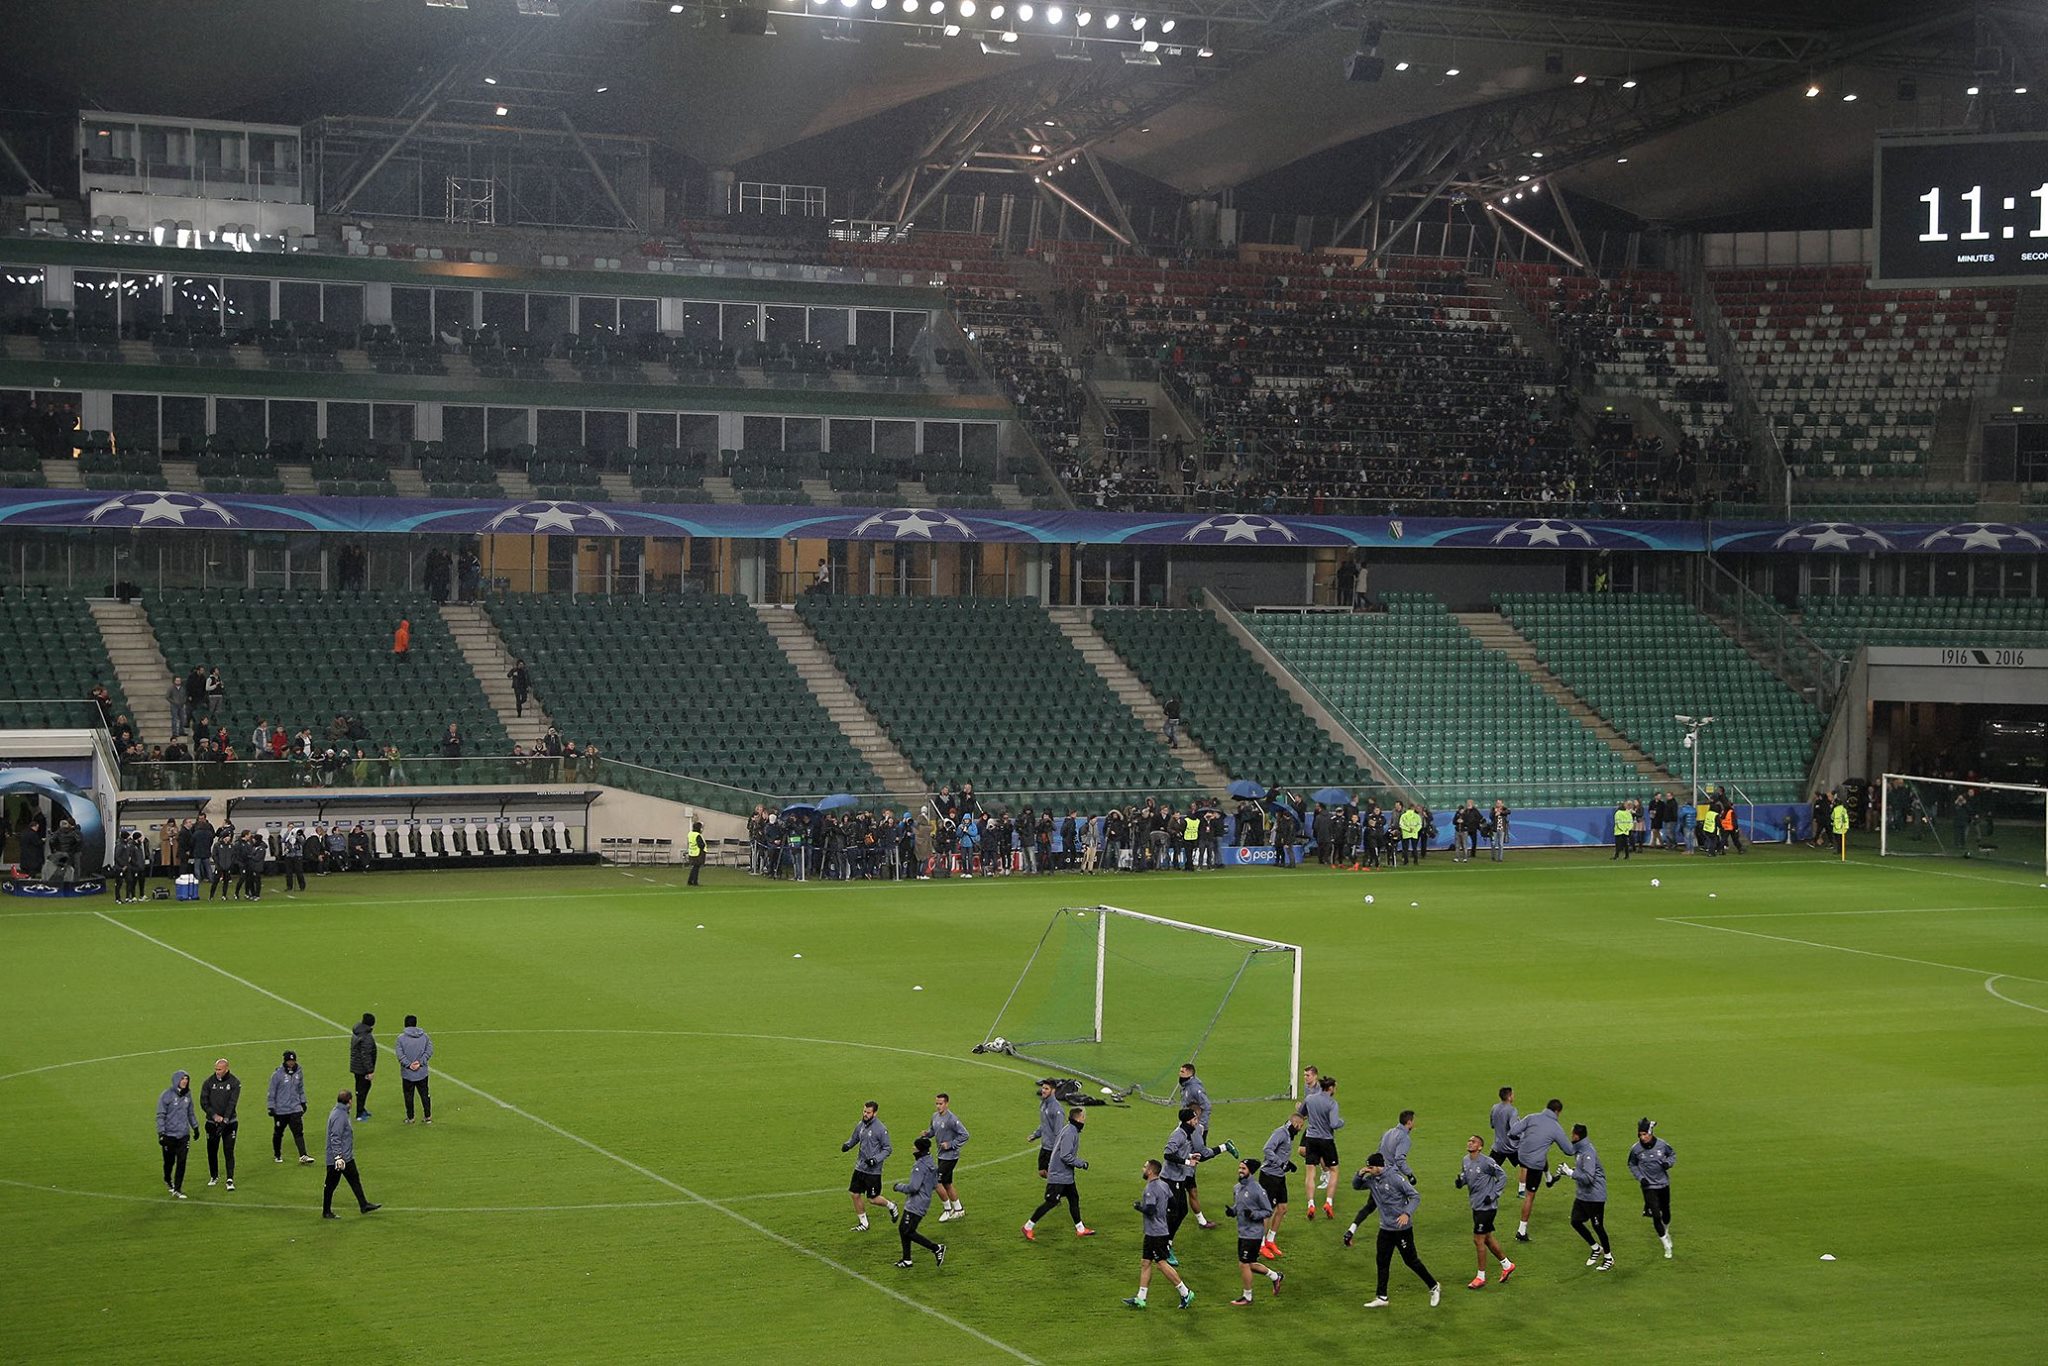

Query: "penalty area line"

xmin=87 ymin=911 xmax=1040 ymax=1365
xmin=1658 ymin=915 xmax=2048 ymax=988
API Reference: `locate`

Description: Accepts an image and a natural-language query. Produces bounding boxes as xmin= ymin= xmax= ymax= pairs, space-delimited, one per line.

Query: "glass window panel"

xmin=111 ymin=394 xmax=158 ymax=456
xmin=634 ymin=412 xmax=678 ymax=449
xmin=278 ymin=281 xmax=321 ymax=325
xmin=527 ymin=292 xmax=569 ymax=338
xmin=372 ymin=403 xmax=415 ymax=445
xmin=577 ymin=296 xmax=618 ymax=335
xmin=325 ymin=402 xmax=370 ymax=449
xmin=963 ymin=422 xmax=998 ymax=463
xmin=488 ymin=407 xmax=533 ymax=451
xmin=122 ymin=273 xmax=164 ymax=328
xmin=161 ymin=396 xmax=207 ymax=450
xmin=535 ymin=409 xmax=581 ymax=449
xmin=680 ymin=413 xmax=718 ymax=455
xmin=216 ymin=397 xmax=266 ymax=447
xmin=809 ymin=307 xmax=848 ymax=350
xmin=922 ymin=421 xmax=961 ymax=458
xmin=619 ymin=298 xmax=657 ymax=336
xmin=434 ymin=288 xmax=473 ymax=338
xmin=721 ymin=303 xmax=760 ymax=345
xmin=268 ymin=399 xmax=316 ymax=454
xmin=482 ymin=290 xmax=525 ymax=330
xmin=2001 ymin=556 xmax=2033 ymax=597
xmin=1934 ymin=557 xmax=1967 ymax=597
xmin=0 ymin=267 xmax=45 ymax=321
xmin=893 ymin=311 xmax=928 ymax=352
xmin=764 ymin=305 xmax=804 ymax=343
xmin=73 ymin=270 xmax=119 ymax=326
xmin=875 ymin=420 xmax=916 ymax=458
xmin=223 ymin=277 xmax=271 ymax=331
xmin=322 ymin=283 xmax=364 ymax=334
xmin=855 ymin=309 xmax=890 ymax=348
xmin=585 ymin=410 xmax=628 ymax=453
xmin=741 ymin=416 xmax=781 ymax=451
xmin=829 ymin=419 xmax=872 ymax=454
xmin=171 ymin=275 xmax=221 ymax=323
xmin=389 ymin=286 xmax=431 ymax=336
xmin=442 ymin=405 xmax=485 ymax=454
xmin=680 ymin=302 xmax=718 ymax=344
xmin=784 ymin=417 xmax=822 ymax=452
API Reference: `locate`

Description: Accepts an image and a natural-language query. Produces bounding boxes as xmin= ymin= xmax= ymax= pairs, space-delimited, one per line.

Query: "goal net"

xmin=979 ymin=905 xmax=1300 ymax=1105
xmin=1880 ymin=773 xmax=2048 ymax=874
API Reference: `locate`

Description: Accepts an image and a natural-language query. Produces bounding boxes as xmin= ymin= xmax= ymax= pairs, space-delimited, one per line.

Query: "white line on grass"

xmin=88 ymin=912 xmax=1042 ymax=1365
xmin=1985 ymin=976 xmax=2048 ymax=1016
xmin=0 ymin=1035 xmax=339 ymax=1085
xmin=1659 ymin=915 xmax=2048 ymax=987
xmin=1674 ymin=904 xmax=2030 ymax=921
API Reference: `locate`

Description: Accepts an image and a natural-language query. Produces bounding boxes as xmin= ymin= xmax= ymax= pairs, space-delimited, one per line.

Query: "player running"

xmin=920 ymin=1092 xmax=970 ymax=1222
xmin=1300 ymin=1074 xmax=1344 ymax=1221
xmin=1022 ymin=1108 xmax=1095 ymax=1241
xmin=1257 ymin=1112 xmax=1303 ymax=1258
xmin=1225 ymin=1158 xmax=1286 ymax=1305
xmin=1176 ymin=1063 xmax=1221 ymax=1230
xmin=1509 ymin=1098 xmax=1573 ymax=1242
xmin=1626 ymin=1118 xmax=1676 ymax=1259
xmin=1356 ymin=1152 xmax=1442 ymax=1310
xmin=1122 ymin=1160 xmax=1194 ymax=1310
xmin=1551 ymin=1123 xmax=1613 ymax=1271
xmin=1455 ymin=1134 xmax=1515 ymax=1289
xmin=841 ymin=1100 xmax=898 ymax=1231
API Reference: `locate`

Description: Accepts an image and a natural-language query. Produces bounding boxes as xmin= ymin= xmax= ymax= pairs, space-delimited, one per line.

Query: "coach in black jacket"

xmin=200 ymin=1058 xmax=242 ymax=1189
xmin=349 ymin=1014 xmax=378 ymax=1120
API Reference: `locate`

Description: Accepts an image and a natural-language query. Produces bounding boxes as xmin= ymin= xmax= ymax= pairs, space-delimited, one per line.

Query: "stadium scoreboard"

xmin=1875 ymin=132 xmax=2048 ymax=286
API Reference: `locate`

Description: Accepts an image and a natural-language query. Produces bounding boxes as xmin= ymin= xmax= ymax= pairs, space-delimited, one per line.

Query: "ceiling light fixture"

xmin=1046 ymin=4 xmax=1063 ymax=20
xmin=959 ymin=0 xmax=975 ymax=14
xmin=483 ymin=75 xmax=498 ymax=84
xmin=1842 ymin=92 xmax=1858 ymax=101
xmin=1615 ymin=156 xmax=1628 ymax=163
xmin=1001 ymin=27 xmax=1017 ymax=40
xmin=1393 ymin=59 xmax=1408 ymax=71
xmin=1620 ymin=77 xmax=1636 ymax=89
xmin=669 ymin=2 xmax=683 ymax=11
xmin=1445 ymin=66 xmax=1459 ymax=76
xmin=943 ymin=21 xmax=960 ymax=34
xmin=1140 ymin=37 xmax=1157 ymax=50
xmin=1131 ymin=15 xmax=1146 ymax=30
xmin=2017 ymin=86 xmax=2030 ymax=94
xmin=1805 ymin=83 xmax=1820 ymax=97
xmin=1158 ymin=17 xmax=1172 ymax=31
xmin=1014 ymin=1 xmax=1030 ymax=16
xmin=1966 ymin=84 xmax=1980 ymax=95
xmin=1572 ymin=73 xmax=1586 ymax=84
xmin=1104 ymin=12 xmax=1120 ymax=29
xmin=1196 ymin=44 xmax=1211 ymax=57
xmin=495 ymin=105 xmax=509 ymax=116
xmin=1076 ymin=9 xmax=1090 ymax=24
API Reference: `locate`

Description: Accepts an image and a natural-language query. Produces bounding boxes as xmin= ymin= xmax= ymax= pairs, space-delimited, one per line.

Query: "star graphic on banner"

xmin=885 ymin=510 xmax=947 ymax=539
xmin=525 ymin=502 xmax=592 ymax=533
xmin=1803 ymin=526 xmax=1857 ymax=550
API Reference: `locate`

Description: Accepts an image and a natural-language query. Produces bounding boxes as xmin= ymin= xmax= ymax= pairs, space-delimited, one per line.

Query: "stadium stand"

xmin=144 ymin=589 xmax=507 ymax=758
xmin=1495 ymin=593 xmax=1821 ymax=801
xmin=1091 ymin=607 xmax=1376 ymax=793
xmin=795 ymin=595 xmax=1193 ymax=805
xmin=483 ymin=593 xmax=879 ymax=796
xmin=1065 ymin=252 xmax=1597 ymax=515
xmin=1240 ymin=595 xmax=1641 ymax=805
xmin=0 ymin=589 xmax=130 ymax=731
xmin=1799 ymin=595 xmax=2048 ymax=656
xmin=1709 ymin=265 xmax=2011 ymax=479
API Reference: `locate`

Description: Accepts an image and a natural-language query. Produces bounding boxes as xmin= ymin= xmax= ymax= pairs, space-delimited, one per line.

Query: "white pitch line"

xmin=1658 ymin=915 xmax=2048 ymax=987
xmin=1673 ymin=904 xmax=2030 ymax=921
xmin=0 ymin=1035 xmax=339 ymax=1086
xmin=88 ymin=911 xmax=1040 ymax=1365
xmin=1985 ymin=976 xmax=2048 ymax=1017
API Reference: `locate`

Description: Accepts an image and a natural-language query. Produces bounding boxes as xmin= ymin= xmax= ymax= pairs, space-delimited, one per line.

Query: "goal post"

xmin=1880 ymin=772 xmax=2048 ymax=874
xmin=981 ymin=905 xmax=1302 ymax=1105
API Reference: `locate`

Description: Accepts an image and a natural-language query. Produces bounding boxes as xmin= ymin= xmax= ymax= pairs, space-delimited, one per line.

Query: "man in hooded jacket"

xmin=268 ymin=1049 xmax=315 ymax=1164
xmin=395 ymin=1015 xmax=433 ymax=1124
xmin=156 ymin=1070 xmax=199 ymax=1198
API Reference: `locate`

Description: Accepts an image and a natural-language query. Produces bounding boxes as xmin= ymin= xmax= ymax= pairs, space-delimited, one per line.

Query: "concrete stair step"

xmin=754 ymin=603 xmax=925 ymax=793
xmin=1045 ymin=607 xmax=1233 ymax=791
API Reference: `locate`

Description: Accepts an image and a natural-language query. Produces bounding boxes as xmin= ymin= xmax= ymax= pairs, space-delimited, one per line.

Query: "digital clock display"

xmin=1875 ymin=133 xmax=2048 ymax=285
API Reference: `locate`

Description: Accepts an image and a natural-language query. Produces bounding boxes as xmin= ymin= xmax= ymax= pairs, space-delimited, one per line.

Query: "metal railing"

xmin=1698 ymin=557 xmax=1844 ymax=707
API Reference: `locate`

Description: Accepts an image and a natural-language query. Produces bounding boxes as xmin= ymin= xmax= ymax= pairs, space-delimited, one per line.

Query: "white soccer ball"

xmin=1708 ymin=893 xmax=1717 ymax=899
xmin=696 ymin=923 xmax=705 ymax=929
xmin=989 ymin=1036 xmax=1009 ymax=1051
xmin=1363 ymin=895 xmax=1375 ymax=905
xmin=1100 ymin=1086 xmax=1114 ymax=1095
xmin=1409 ymin=901 xmax=1419 ymax=908
xmin=913 ymin=985 xmax=924 ymax=992
xmin=1650 ymin=879 xmax=1661 ymax=888
xmin=793 ymin=953 xmax=803 ymax=959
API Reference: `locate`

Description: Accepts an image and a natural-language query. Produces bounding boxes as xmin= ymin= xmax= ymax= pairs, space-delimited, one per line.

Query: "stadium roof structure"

xmin=2 ymin=0 xmax=2044 ymax=232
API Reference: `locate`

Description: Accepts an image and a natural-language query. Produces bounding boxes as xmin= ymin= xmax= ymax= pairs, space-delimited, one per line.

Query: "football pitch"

xmin=2 ymin=843 xmax=2043 ymax=1364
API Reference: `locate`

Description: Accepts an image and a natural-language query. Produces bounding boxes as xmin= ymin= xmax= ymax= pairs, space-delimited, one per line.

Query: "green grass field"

xmin=3 ymin=843 xmax=2043 ymax=1363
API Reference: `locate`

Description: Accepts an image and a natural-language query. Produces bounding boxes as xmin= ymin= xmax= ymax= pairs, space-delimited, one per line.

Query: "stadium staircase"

xmin=88 ymin=599 xmax=175 ymax=742
xmin=751 ymin=604 xmax=925 ymax=796
xmin=143 ymin=589 xmax=509 ymax=758
xmin=1494 ymin=593 xmax=1822 ymax=803
xmin=1473 ymin=276 xmax=1565 ymax=370
xmin=41 ymin=458 xmax=82 ymax=488
xmin=795 ymin=595 xmax=1195 ymax=807
xmin=440 ymin=603 xmax=555 ymax=750
xmin=1455 ymin=610 xmax=1681 ymax=785
xmin=1046 ymin=607 xmax=1234 ymax=792
xmin=2000 ymin=285 xmax=2048 ymax=394
xmin=482 ymin=594 xmax=879 ymax=797
xmin=1201 ymin=597 xmax=1403 ymax=792
xmin=1238 ymin=595 xmax=1645 ymax=807
xmin=1089 ymin=607 xmax=1379 ymax=795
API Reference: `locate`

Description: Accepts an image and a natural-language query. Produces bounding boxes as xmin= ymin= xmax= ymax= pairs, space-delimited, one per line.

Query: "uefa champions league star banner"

xmin=4 ymin=489 xmax=2045 ymax=554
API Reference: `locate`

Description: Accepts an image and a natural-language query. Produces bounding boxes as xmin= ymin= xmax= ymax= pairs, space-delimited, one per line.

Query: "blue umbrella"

xmin=817 ymin=793 xmax=859 ymax=812
xmin=1311 ymin=787 xmax=1353 ymax=808
xmin=781 ymin=803 xmax=818 ymax=818
xmin=1226 ymin=779 xmax=1267 ymax=800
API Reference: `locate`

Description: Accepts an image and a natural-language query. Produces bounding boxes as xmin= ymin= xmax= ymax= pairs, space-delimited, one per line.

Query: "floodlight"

xmin=1842 ymin=92 xmax=1858 ymax=102
xmin=958 ymin=0 xmax=974 ymax=13
xmin=944 ymin=22 xmax=960 ymax=34
xmin=928 ymin=1 xmax=944 ymax=14
xmin=1620 ymin=77 xmax=1636 ymax=88
xmin=1015 ymin=2 xmax=1031 ymax=17
xmin=1140 ymin=37 xmax=1156 ymax=50
xmin=1392 ymin=59 xmax=1407 ymax=70
xmin=1444 ymin=66 xmax=1459 ymax=76
xmin=1805 ymin=84 xmax=1820 ymax=97
xmin=1076 ymin=9 xmax=1090 ymax=23
xmin=1131 ymin=15 xmax=1145 ymax=30
xmin=1158 ymin=17 xmax=1172 ymax=31
xmin=495 ymin=105 xmax=509 ymax=116
xmin=1045 ymin=4 xmax=1062 ymax=20
xmin=1001 ymin=28 xmax=1017 ymax=40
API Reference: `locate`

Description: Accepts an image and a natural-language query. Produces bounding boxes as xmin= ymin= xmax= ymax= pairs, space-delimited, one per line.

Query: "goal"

xmin=979 ymin=905 xmax=1301 ymax=1105
xmin=1880 ymin=773 xmax=2048 ymax=874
